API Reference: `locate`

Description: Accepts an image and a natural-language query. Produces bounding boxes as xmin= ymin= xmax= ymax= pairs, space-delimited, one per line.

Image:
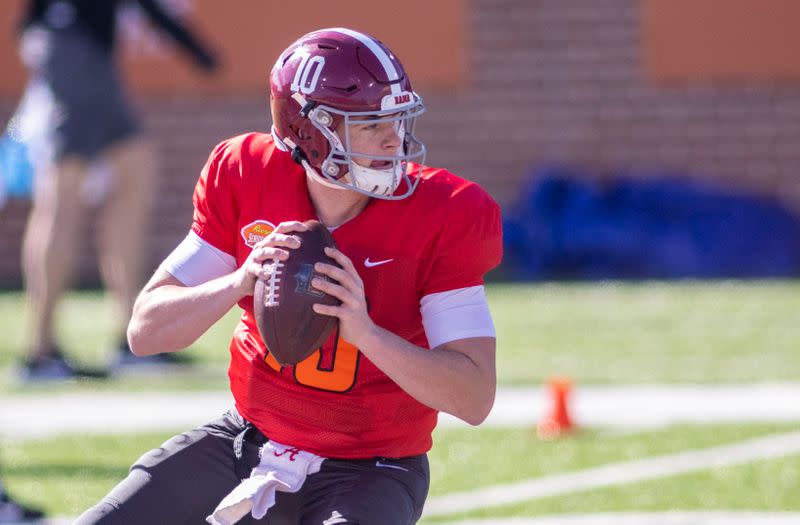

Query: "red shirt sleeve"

xmin=190 ymin=139 xmax=242 ymax=255
xmin=421 ymin=183 xmax=503 ymax=295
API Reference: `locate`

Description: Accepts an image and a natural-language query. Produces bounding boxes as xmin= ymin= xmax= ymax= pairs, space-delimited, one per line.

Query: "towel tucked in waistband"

xmin=207 ymin=440 xmax=325 ymax=525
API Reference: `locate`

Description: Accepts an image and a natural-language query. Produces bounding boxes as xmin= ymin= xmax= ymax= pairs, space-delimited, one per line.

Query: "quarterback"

xmin=77 ymin=27 xmax=502 ymax=524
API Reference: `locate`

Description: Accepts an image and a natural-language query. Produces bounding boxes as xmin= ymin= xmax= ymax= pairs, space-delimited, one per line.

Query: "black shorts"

xmin=75 ymin=407 xmax=430 ymax=524
xmin=20 ymin=25 xmax=140 ymax=160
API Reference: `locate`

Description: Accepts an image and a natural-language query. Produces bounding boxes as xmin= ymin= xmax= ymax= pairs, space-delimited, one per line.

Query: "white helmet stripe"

xmin=328 ymin=27 xmax=401 ymax=95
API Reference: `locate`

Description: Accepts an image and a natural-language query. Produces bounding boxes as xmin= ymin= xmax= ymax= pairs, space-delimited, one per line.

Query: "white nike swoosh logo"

xmin=375 ymin=460 xmax=409 ymax=471
xmin=323 ymin=511 xmax=348 ymax=525
xmin=364 ymin=257 xmax=394 ymax=268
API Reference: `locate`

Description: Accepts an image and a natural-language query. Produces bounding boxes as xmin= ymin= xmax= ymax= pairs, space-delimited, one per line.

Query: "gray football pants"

xmin=75 ymin=408 xmax=429 ymax=524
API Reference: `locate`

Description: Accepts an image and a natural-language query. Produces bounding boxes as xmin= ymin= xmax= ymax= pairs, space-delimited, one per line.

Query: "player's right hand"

xmin=234 ymin=221 xmax=309 ymax=296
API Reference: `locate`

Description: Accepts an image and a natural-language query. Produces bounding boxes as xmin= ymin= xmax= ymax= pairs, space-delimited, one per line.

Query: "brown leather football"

xmin=253 ymin=220 xmax=341 ymax=366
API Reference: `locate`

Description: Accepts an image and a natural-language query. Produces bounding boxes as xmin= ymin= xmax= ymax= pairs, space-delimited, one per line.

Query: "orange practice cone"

xmin=536 ymin=376 xmax=576 ymax=439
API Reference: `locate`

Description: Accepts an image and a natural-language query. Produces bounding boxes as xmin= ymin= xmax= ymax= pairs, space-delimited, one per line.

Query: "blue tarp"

xmin=0 ymin=134 xmax=35 ymax=209
xmin=503 ymin=166 xmax=800 ymax=280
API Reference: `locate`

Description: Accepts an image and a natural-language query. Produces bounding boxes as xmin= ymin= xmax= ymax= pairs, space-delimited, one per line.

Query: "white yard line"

xmin=424 ymin=430 xmax=800 ymax=517
xmin=0 ymin=392 xmax=234 ymax=441
xmin=439 ymin=383 xmax=800 ymax=429
xmin=3 ymin=383 xmax=800 ymax=441
xmin=438 ymin=512 xmax=800 ymax=525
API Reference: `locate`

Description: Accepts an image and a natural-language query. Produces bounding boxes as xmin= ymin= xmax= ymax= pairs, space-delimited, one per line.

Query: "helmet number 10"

xmin=291 ymin=54 xmax=326 ymax=95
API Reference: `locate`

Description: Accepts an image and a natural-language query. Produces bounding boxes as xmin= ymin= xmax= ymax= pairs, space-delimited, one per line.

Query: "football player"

xmin=77 ymin=27 xmax=502 ymax=524
xmin=17 ymin=0 xmax=218 ymax=381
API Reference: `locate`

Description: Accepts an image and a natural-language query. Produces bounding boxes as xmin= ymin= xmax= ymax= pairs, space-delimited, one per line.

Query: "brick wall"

xmin=1 ymin=0 xmax=799 ymax=287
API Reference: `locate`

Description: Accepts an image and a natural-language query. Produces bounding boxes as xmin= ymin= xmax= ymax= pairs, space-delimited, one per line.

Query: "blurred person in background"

xmin=0 ymin=482 xmax=43 ymax=524
xmin=15 ymin=0 xmax=219 ymax=381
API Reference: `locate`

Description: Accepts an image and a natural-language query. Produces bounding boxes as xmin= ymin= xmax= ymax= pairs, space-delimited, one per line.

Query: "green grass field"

xmin=491 ymin=281 xmax=800 ymax=384
xmin=3 ymin=424 xmax=799 ymax=518
xmin=1 ymin=281 xmax=799 ymax=520
xmin=2 ymin=281 xmax=798 ymax=391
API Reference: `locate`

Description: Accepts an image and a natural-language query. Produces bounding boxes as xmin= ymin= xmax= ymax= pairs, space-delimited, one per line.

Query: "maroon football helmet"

xmin=270 ymin=28 xmax=426 ymax=200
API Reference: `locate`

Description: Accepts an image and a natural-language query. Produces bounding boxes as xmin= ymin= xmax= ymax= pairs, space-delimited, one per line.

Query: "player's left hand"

xmin=312 ymin=247 xmax=376 ymax=346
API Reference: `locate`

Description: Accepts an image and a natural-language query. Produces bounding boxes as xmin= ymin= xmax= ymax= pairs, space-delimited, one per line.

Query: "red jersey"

xmin=191 ymin=133 xmax=502 ymax=458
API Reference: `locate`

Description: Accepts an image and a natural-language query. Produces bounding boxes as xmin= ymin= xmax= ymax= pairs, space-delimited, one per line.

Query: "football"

xmin=253 ymin=220 xmax=341 ymax=366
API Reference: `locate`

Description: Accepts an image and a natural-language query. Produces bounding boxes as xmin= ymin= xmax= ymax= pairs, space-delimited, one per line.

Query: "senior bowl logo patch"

xmin=294 ymin=263 xmax=326 ymax=297
xmin=241 ymin=220 xmax=276 ymax=248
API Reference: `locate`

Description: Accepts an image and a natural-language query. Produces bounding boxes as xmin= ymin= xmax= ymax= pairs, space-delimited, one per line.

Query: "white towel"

xmin=207 ymin=440 xmax=325 ymax=525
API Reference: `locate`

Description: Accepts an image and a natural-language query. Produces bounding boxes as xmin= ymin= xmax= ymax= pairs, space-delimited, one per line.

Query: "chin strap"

xmin=348 ymin=162 xmax=400 ymax=196
xmin=272 ymin=126 xmax=346 ymax=191
xmin=302 ymin=159 xmax=349 ymax=191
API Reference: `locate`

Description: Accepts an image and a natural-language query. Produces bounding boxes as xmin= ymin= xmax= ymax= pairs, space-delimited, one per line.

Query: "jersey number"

xmin=264 ymin=331 xmax=360 ymax=393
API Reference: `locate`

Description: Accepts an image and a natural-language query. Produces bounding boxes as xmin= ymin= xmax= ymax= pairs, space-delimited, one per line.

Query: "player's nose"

xmin=381 ymin=123 xmax=403 ymax=151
